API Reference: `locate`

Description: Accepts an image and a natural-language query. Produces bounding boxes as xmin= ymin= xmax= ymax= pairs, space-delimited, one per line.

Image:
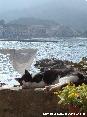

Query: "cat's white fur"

xmin=34 ymin=75 xmax=79 ymax=91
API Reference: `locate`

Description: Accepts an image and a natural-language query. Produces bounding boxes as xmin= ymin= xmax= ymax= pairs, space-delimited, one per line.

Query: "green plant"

xmin=54 ymin=83 xmax=87 ymax=112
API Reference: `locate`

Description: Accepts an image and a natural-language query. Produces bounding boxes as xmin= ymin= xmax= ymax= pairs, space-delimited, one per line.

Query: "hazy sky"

xmin=1 ymin=0 xmax=87 ymax=11
xmin=0 ymin=0 xmax=87 ymax=14
xmin=0 ymin=0 xmax=49 ymax=13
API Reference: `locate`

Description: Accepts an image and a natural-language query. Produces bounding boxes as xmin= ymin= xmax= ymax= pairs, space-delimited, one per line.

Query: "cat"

xmin=16 ymin=69 xmax=86 ymax=90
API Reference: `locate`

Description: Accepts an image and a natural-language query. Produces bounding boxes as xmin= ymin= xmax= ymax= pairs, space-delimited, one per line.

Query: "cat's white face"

xmin=22 ymin=80 xmax=45 ymax=88
xmin=22 ymin=80 xmax=32 ymax=88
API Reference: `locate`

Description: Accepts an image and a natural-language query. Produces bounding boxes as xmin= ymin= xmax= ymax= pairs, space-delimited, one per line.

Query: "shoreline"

xmin=0 ymin=37 xmax=87 ymax=42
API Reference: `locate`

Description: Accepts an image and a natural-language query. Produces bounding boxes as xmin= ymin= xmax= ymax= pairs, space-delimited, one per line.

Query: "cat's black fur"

xmin=15 ymin=70 xmax=32 ymax=85
xmin=32 ymin=68 xmax=74 ymax=84
xmin=16 ymin=69 xmax=86 ymax=87
xmin=32 ymin=72 xmax=44 ymax=83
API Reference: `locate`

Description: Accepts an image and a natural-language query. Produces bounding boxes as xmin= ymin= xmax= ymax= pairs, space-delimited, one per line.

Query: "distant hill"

xmin=8 ymin=17 xmax=58 ymax=26
xmin=8 ymin=17 xmax=79 ymax=35
xmin=1 ymin=18 xmax=80 ymax=38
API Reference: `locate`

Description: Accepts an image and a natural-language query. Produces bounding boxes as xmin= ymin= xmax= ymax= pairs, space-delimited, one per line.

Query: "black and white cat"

xmin=15 ymin=69 xmax=86 ymax=89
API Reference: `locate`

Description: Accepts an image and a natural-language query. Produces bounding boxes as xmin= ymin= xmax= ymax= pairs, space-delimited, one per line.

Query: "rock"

xmin=34 ymin=58 xmax=66 ymax=72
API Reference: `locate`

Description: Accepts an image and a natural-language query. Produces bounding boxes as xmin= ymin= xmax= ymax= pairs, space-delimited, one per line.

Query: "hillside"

xmin=0 ymin=18 xmax=80 ymax=39
xmin=8 ymin=17 xmax=58 ymax=26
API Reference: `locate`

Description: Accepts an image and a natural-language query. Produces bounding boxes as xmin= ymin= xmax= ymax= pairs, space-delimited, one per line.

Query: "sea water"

xmin=0 ymin=37 xmax=87 ymax=87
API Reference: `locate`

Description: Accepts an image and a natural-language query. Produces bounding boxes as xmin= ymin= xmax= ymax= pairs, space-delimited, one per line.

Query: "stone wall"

xmin=0 ymin=89 xmax=68 ymax=117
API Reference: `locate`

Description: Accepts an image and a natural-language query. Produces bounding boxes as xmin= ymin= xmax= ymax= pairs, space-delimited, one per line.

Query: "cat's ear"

xmin=25 ymin=69 xmax=29 ymax=75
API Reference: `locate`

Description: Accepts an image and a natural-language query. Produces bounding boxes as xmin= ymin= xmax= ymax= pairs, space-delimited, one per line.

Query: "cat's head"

xmin=21 ymin=70 xmax=32 ymax=82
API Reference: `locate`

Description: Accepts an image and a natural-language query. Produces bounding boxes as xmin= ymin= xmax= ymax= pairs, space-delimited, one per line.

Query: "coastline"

xmin=0 ymin=37 xmax=87 ymax=42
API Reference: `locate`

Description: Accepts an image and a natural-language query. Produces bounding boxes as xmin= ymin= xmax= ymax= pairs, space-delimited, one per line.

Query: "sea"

xmin=0 ymin=37 xmax=87 ymax=88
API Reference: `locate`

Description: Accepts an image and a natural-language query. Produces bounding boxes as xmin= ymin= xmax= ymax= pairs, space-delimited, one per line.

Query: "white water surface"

xmin=0 ymin=37 xmax=87 ymax=87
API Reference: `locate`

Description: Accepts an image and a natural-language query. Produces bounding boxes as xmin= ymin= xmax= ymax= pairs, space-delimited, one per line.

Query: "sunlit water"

xmin=0 ymin=37 xmax=87 ymax=87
